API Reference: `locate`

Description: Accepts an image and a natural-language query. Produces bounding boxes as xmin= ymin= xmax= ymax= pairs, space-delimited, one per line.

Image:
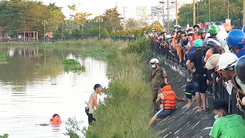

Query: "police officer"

xmin=150 ymin=58 xmax=168 ymax=112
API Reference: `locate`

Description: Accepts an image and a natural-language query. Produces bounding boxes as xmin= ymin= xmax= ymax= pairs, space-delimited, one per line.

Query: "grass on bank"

xmin=81 ymin=38 xmax=158 ymax=138
xmin=0 ymin=38 xmax=158 ymax=138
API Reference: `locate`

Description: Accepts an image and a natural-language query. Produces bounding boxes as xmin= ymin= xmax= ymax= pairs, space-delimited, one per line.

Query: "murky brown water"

xmin=0 ymin=47 xmax=109 ymax=138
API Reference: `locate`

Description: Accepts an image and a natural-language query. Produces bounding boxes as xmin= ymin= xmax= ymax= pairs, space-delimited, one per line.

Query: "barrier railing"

xmin=5 ymin=36 xmax=136 ymax=42
xmin=151 ymin=41 xmax=245 ymax=118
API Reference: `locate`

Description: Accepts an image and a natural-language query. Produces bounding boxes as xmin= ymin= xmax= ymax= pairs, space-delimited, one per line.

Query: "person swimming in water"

xmin=50 ymin=114 xmax=62 ymax=124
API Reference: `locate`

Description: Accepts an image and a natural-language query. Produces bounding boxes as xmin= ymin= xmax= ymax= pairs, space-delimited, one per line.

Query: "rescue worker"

xmin=227 ymin=29 xmax=245 ymax=58
xmin=148 ymin=84 xmax=186 ymax=128
xmin=150 ymin=58 xmax=168 ymax=112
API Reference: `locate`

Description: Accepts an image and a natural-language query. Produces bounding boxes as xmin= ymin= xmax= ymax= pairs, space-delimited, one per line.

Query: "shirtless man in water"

xmin=85 ymin=84 xmax=102 ymax=126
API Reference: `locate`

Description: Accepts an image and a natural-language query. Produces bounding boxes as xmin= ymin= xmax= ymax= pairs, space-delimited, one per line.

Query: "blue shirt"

xmin=236 ymin=47 xmax=245 ymax=58
xmin=187 ymin=47 xmax=196 ymax=60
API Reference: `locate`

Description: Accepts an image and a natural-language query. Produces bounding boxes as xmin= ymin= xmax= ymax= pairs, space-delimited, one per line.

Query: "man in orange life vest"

xmin=148 ymin=84 xmax=186 ymax=128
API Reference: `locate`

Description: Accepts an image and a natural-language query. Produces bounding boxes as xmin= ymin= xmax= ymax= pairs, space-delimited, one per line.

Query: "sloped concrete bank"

xmin=152 ymin=56 xmax=215 ymax=138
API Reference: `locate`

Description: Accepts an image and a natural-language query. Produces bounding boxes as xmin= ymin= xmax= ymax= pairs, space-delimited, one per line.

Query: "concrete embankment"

xmin=152 ymin=57 xmax=215 ymax=138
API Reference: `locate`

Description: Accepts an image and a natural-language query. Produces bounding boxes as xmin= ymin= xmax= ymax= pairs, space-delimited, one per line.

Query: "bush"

xmin=123 ymin=37 xmax=150 ymax=54
xmin=101 ymin=28 xmax=110 ymax=37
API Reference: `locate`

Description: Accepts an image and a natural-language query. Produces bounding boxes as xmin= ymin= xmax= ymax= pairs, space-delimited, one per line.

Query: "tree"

xmin=73 ymin=12 xmax=92 ymax=33
xmin=178 ymin=0 xmax=243 ymax=27
xmin=101 ymin=28 xmax=110 ymax=37
xmin=0 ymin=1 xmax=65 ymax=36
xmin=102 ymin=7 xmax=123 ymax=32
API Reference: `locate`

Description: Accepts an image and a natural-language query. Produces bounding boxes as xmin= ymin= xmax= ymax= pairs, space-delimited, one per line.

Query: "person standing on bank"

xmin=150 ymin=58 xmax=168 ymax=112
xmin=85 ymin=84 xmax=102 ymax=126
xmin=186 ymin=39 xmax=208 ymax=112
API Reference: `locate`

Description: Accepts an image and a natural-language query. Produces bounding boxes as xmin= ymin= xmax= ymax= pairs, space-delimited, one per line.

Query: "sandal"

xmin=203 ymin=108 xmax=209 ymax=112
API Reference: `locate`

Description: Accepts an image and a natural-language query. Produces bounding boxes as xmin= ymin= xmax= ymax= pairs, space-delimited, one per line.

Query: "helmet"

xmin=200 ymin=39 xmax=208 ymax=47
xmin=217 ymin=25 xmax=226 ymax=32
xmin=204 ymin=48 xmax=213 ymax=62
xmin=214 ymin=21 xmax=223 ymax=26
xmin=150 ymin=58 xmax=159 ymax=64
xmin=223 ymin=23 xmax=232 ymax=32
xmin=174 ymin=25 xmax=181 ymax=29
xmin=227 ymin=29 xmax=245 ymax=48
xmin=187 ymin=30 xmax=194 ymax=36
xmin=194 ymin=39 xmax=203 ymax=48
xmin=217 ymin=53 xmax=238 ymax=71
xmin=207 ymin=38 xmax=222 ymax=47
xmin=209 ymin=25 xmax=219 ymax=35
xmin=205 ymin=54 xmax=221 ymax=70
xmin=217 ymin=31 xmax=228 ymax=46
xmin=242 ymin=26 xmax=245 ymax=33
xmin=235 ymin=55 xmax=245 ymax=83
xmin=205 ymin=32 xmax=211 ymax=39
xmin=198 ymin=28 xmax=206 ymax=35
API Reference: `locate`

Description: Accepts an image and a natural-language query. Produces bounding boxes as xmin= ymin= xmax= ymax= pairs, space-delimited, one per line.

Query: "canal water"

xmin=0 ymin=47 xmax=109 ymax=138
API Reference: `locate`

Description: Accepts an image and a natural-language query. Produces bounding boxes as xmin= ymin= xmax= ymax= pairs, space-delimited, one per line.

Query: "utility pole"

xmin=243 ymin=0 xmax=245 ymax=26
xmin=162 ymin=5 xmax=165 ymax=30
xmin=167 ymin=0 xmax=169 ymax=31
xmin=159 ymin=1 xmax=165 ymax=30
xmin=43 ymin=20 xmax=45 ymax=41
xmin=193 ymin=0 xmax=196 ymax=25
xmin=209 ymin=0 xmax=210 ymax=22
xmin=176 ymin=0 xmax=178 ymax=25
xmin=228 ymin=0 xmax=229 ymax=19
xmin=123 ymin=7 xmax=126 ymax=30
xmin=99 ymin=17 xmax=101 ymax=37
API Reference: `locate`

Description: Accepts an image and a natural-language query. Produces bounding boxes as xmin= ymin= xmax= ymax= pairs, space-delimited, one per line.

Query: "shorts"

xmin=185 ymin=82 xmax=195 ymax=99
xmin=192 ymin=74 xmax=207 ymax=93
xmin=155 ymin=108 xmax=175 ymax=118
xmin=85 ymin=107 xmax=96 ymax=125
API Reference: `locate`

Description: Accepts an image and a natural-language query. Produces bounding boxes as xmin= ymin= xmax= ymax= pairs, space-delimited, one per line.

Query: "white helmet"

xmin=205 ymin=32 xmax=211 ymax=39
xmin=217 ymin=53 xmax=238 ymax=71
xmin=217 ymin=25 xmax=226 ymax=32
xmin=150 ymin=58 xmax=159 ymax=64
xmin=217 ymin=31 xmax=228 ymax=45
xmin=217 ymin=31 xmax=231 ymax=53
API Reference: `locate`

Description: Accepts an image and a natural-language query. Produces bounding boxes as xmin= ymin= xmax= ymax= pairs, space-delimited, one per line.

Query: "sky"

xmin=40 ymin=0 xmax=194 ymax=19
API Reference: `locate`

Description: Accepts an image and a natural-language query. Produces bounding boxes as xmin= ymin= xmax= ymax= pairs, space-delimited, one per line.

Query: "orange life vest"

xmin=161 ymin=85 xmax=176 ymax=109
xmin=50 ymin=114 xmax=62 ymax=124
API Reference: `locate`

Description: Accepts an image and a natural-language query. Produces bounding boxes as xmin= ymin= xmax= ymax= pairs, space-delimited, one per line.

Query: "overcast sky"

xmin=40 ymin=0 xmax=194 ymax=18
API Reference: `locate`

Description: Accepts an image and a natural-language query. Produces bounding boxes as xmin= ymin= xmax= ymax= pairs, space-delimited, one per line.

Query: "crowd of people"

xmin=148 ymin=22 xmax=245 ymax=137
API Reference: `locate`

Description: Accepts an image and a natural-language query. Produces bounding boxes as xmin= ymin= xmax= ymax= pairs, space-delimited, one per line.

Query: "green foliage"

xmin=86 ymin=52 xmax=157 ymax=138
xmin=178 ymin=0 xmax=243 ymax=26
xmin=0 ymin=51 xmax=7 ymax=64
xmin=0 ymin=1 xmax=65 ymax=34
xmin=64 ymin=117 xmax=83 ymax=138
xmin=102 ymin=7 xmax=123 ymax=32
xmin=0 ymin=134 xmax=8 ymax=138
xmin=58 ymin=59 xmax=85 ymax=75
xmin=123 ymin=38 xmax=150 ymax=54
xmin=50 ymin=38 xmax=157 ymax=138
xmin=101 ymin=28 xmax=110 ymax=37
xmin=71 ymin=29 xmax=82 ymax=38
xmin=35 ymin=64 xmax=41 ymax=71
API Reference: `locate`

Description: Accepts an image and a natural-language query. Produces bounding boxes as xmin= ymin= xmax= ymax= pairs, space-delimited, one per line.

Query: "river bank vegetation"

xmin=0 ymin=38 xmax=157 ymax=138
